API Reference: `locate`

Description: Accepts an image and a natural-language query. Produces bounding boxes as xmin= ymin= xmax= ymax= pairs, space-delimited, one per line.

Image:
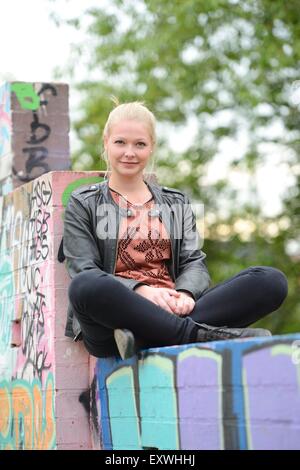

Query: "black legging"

xmin=68 ymin=266 xmax=288 ymax=358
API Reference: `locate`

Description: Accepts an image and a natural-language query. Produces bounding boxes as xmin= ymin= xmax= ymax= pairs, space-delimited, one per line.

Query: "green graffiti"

xmin=139 ymin=355 xmax=179 ymax=450
xmin=0 ymin=258 xmax=14 ymax=355
xmin=11 ymin=83 xmax=40 ymax=111
xmin=61 ymin=176 xmax=104 ymax=208
xmin=106 ymin=367 xmax=142 ymax=450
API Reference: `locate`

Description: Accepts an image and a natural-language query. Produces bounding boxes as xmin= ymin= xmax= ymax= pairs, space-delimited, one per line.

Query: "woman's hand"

xmin=172 ymin=291 xmax=195 ymax=316
xmin=134 ymin=285 xmax=181 ymax=313
xmin=134 ymin=286 xmax=195 ymax=316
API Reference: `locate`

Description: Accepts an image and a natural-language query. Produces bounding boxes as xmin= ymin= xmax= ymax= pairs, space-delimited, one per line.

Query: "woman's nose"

xmin=124 ymin=145 xmax=136 ymax=157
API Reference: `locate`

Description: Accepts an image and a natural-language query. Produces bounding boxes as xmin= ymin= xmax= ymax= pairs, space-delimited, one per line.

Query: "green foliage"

xmin=51 ymin=0 xmax=300 ymax=333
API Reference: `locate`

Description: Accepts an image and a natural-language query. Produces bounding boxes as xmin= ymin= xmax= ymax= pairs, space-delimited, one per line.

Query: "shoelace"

xmin=198 ymin=324 xmax=242 ymax=340
xmin=209 ymin=327 xmax=241 ymax=339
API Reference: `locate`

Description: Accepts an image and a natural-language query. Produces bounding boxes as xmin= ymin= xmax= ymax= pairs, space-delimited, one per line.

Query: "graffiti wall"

xmin=0 ymin=82 xmax=12 ymax=195
xmin=0 ymin=170 xmax=105 ymax=449
xmin=0 ymin=175 xmax=56 ymax=449
xmin=0 ymin=82 xmax=70 ymax=196
xmin=93 ymin=335 xmax=300 ymax=450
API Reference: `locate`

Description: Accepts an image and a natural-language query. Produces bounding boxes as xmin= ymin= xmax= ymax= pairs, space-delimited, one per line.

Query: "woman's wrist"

xmin=177 ymin=290 xmax=194 ymax=299
xmin=134 ymin=284 xmax=151 ymax=294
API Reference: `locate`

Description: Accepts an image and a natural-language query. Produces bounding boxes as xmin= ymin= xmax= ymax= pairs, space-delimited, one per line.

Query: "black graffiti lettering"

xmin=13 ymin=146 xmax=50 ymax=183
xmin=36 ymin=209 xmax=50 ymax=236
xmin=21 ymin=289 xmax=50 ymax=382
xmin=27 ymin=183 xmax=51 ymax=261
xmin=30 ymin=236 xmax=49 ymax=261
xmin=15 ymin=82 xmax=58 ymax=182
xmin=12 ymin=183 xmax=53 ymax=381
xmin=25 ymin=265 xmax=41 ymax=294
xmin=26 ymin=113 xmax=50 ymax=145
xmin=22 ymin=310 xmax=34 ymax=353
xmin=30 ymin=180 xmax=53 ymax=209
xmin=32 ymin=291 xmax=46 ymax=325
xmin=36 ymin=348 xmax=50 ymax=374
xmin=37 ymin=83 xmax=57 ymax=105
xmin=22 ymin=147 xmax=50 ymax=177
xmin=39 ymin=181 xmax=52 ymax=206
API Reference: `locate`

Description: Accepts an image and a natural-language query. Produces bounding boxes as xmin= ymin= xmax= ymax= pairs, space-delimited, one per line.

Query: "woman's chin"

xmin=117 ymin=169 xmax=142 ymax=179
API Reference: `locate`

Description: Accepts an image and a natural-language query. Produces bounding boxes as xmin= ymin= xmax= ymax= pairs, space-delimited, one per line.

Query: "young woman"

xmin=63 ymin=100 xmax=288 ymax=359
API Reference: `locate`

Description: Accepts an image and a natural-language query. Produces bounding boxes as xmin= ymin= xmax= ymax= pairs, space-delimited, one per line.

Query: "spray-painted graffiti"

xmin=0 ymin=258 xmax=14 ymax=355
xmin=11 ymin=83 xmax=40 ymax=111
xmin=21 ymin=263 xmax=51 ymax=382
xmin=61 ymin=176 xmax=105 ymax=208
xmin=0 ymin=83 xmax=11 ymax=157
xmin=0 ymin=374 xmax=55 ymax=449
xmin=14 ymin=179 xmax=53 ymax=382
xmin=12 ymin=83 xmax=57 ymax=183
xmin=93 ymin=336 xmax=300 ymax=450
xmin=0 ymin=174 xmax=56 ymax=448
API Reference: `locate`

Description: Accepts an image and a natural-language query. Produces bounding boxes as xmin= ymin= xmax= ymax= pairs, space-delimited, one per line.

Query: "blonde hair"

xmin=101 ymin=96 xmax=157 ymax=178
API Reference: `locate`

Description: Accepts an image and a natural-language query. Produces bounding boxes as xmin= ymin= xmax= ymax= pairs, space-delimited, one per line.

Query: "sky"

xmin=0 ymin=0 xmax=294 ymax=218
xmin=1 ymin=0 xmax=70 ymax=83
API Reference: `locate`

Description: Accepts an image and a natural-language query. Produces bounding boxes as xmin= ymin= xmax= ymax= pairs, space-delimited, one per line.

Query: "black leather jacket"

xmin=62 ymin=179 xmax=211 ymax=340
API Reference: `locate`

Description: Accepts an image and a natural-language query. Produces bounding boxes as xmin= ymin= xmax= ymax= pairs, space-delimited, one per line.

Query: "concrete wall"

xmin=92 ymin=335 xmax=300 ymax=450
xmin=0 ymin=81 xmax=70 ymax=196
xmin=0 ymin=170 xmax=104 ymax=449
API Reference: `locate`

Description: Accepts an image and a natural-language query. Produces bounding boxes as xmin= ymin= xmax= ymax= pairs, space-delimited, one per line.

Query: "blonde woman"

xmin=63 ymin=100 xmax=287 ymax=359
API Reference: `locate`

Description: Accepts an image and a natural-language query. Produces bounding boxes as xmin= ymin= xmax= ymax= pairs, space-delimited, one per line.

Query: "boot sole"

xmin=114 ymin=329 xmax=136 ymax=360
xmin=246 ymin=328 xmax=272 ymax=337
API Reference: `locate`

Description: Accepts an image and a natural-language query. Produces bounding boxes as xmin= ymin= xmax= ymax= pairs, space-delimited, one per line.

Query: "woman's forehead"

xmin=110 ymin=119 xmax=150 ymax=138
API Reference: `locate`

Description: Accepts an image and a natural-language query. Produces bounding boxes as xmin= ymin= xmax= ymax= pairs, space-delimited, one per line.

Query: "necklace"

xmin=109 ymin=186 xmax=160 ymax=218
xmin=109 ymin=186 xmax=153 ymax=207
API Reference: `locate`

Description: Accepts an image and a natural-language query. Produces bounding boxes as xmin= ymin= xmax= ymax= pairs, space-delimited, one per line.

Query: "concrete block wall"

xmin=91 ymin=335 xmax=300 ymax=450
xmin=0 ymin=170 xmax=105 ymax=449
xmin=0 ymin=81 xmax=70 ymax=196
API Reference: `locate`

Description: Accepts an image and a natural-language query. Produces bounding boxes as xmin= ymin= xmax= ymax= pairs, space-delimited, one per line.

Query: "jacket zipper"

xmin=113 ymin=238 xmax=118 ymax=274
xmin=159 ymin=211 xmax=175 ymax=281
xmin=112 ymin=206 xmax=121 ymax=274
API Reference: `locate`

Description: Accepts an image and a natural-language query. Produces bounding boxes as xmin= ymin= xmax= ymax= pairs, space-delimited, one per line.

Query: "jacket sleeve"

xmin=63 ymin=192 xmax=105 ymax=278
xmin=63 ymin=192 xmax=146 ymax=291
xmin=175 ymin=195 xmax=211 ymax=300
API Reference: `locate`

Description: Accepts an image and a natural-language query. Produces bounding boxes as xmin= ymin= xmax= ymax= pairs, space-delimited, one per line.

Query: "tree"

xmin=51 ymin=0 xmax=300 ymax=332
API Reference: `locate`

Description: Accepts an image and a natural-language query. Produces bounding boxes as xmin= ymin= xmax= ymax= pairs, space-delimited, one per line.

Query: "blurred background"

xmin=1 ymin=0 xmax=299 ymax=333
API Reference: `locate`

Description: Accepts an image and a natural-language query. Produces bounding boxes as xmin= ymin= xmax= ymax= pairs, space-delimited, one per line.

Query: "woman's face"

xmin=104 ymin=119 xmax=153 ymax=179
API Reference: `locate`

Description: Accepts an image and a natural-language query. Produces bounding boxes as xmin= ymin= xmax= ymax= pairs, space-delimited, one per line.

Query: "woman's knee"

xmin=68 ymin=271 xmax=115 ymax=304
xmin=255 ymin=266 xmax=288 ymax=308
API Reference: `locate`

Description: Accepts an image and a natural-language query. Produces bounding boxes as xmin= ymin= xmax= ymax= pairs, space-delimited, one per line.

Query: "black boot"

xmin=194 ymin=323 xmax=272 ymax=343
xmin=114 ymin=329 xmax=137 ymax=360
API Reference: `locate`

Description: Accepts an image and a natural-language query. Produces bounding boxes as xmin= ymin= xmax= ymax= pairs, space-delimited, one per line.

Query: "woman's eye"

xmin=137 ymin=142 xmax=146 ymax=147
xmin=115 ymin=140 xmax=124 ymax=144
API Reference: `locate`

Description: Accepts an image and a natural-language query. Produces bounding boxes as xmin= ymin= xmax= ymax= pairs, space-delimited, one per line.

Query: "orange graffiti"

xmin=0 ymin=375 xmax=55 ymax=450
xmin=0 ymin=385 xmax=11 ymax=439
xmin=33 ymin=380 xmax=55 ymax=449
xmin=12 ymin=383 xmax=34 ymax=449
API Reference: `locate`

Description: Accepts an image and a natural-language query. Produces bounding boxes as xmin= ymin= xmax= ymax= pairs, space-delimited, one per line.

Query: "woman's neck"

xmin=108 ymin=174 xmax=147 ymax=195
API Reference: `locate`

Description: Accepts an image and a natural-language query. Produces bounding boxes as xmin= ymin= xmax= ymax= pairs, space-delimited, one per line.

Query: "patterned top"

xmin=110 ymin=189 xmax=175 ymax=289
